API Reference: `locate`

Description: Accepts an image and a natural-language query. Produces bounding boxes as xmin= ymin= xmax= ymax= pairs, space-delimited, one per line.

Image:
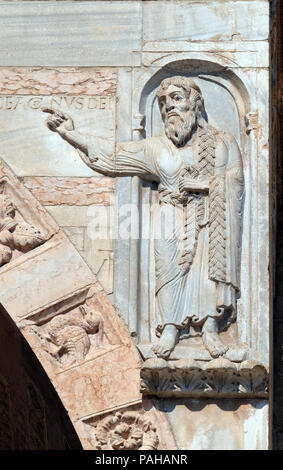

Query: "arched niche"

xmin=116 ymin=57 xmax=257 ymax=358
xmin=133 ymin=58 xmax=251 ymax=152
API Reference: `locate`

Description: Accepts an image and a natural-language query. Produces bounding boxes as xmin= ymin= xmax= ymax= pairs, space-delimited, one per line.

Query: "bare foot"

xmin=152 ymin=324 xmax=179 ymax=359
xmin=225 ymin=343 xmax=248 ymax=362
xmin=202 ymin=317 xmax=228 ymax=358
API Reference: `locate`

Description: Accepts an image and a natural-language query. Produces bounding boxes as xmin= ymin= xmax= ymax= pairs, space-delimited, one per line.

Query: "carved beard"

xmin=165 ymin=110 xmax=197 ymax=147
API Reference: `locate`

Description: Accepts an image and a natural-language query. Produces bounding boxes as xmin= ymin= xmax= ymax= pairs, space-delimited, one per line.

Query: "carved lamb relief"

xmin=32 ymin=304 xmax=104 ymax=368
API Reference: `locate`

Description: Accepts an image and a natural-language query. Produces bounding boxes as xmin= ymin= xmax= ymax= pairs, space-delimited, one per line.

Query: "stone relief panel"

xmin=80 ymin=400 xmax=179 ymax=451
xmin=114 ymin=53 xmax=269 ymax=384
xmin=0 ymin=158 xmax=55 ymax=271
xmin=0 ymin=0 xmax=270 ymax=450
xmin=0 ymin=157 xmax=143 ymax=445
xmin=127 ymin=55 xmax=269 ymax=369
xmin=42 ymin=72 xmax=249 ymax=368
xmin=129 ymin=68 xmax=248 ymax=366
xmin=0 ymin=61 xmax=268 ymax=377
xmin=0 ymin=67 xmax=116 ymax=296
xmin=31 ymin=303 xmax=105 ymax=369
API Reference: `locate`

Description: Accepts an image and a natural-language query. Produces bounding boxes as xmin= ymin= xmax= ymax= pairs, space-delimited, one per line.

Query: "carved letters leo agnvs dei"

xmin=43 ymin=76 xmax=246 ymax=364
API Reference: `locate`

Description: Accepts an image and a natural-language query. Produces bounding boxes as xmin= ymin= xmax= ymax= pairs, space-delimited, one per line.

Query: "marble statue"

xmin=43 ymin=76 xmax=244 ymax=361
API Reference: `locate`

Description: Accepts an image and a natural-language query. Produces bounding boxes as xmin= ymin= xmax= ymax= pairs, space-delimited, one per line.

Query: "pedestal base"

xmin=140 ymin=357 xmax=269 ymax=398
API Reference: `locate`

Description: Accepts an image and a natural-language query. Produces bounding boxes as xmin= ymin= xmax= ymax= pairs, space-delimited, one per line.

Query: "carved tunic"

xmin=86 ymin=127 xmax=244 ymax=335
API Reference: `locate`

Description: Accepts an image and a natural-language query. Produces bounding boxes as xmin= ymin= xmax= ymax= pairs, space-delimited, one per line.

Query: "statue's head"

xmin=157 ymin=76 xmax=208 ymax=147
xmin=79 ymin=305 xmax=101 ymax=333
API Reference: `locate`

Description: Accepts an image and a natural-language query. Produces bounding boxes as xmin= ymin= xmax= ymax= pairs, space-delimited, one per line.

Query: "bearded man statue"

xmin=43 ymin=76 xmax=245 ymax=361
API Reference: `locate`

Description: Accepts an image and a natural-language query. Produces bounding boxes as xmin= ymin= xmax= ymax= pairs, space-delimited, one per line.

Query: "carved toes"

xmin=203 ymin=331 xmax=228 ymax=358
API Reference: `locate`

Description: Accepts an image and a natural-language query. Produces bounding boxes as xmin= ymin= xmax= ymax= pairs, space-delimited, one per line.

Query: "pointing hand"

xmin=42 ymin=107 xmax=74 ymax=133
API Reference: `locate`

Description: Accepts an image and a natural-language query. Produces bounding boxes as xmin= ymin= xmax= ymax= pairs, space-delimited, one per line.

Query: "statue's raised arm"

xmin=42 ymin=107 xmax=157 ymax=181
xmin=42 ymin=107 xmax=89 ymax=155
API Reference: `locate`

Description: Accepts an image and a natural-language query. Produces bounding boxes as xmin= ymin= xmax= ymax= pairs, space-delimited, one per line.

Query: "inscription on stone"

xmin=0 ymin=68 xmax=116 ymax=177
xmin=0 ymin=95 xmax=112 ymax=111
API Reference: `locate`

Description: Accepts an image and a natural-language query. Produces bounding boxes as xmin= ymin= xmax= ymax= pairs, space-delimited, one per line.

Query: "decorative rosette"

xmin=94 ymin=411 xmax=159 ymax=450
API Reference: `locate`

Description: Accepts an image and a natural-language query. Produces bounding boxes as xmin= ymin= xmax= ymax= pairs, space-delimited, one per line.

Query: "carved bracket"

xmin=141 ymin=358 xmax=269 ymax=398
xmin=132 ymin=113 xmax=146 ymax=140
xmin=245 ymin=111 xmax=258 ymax=134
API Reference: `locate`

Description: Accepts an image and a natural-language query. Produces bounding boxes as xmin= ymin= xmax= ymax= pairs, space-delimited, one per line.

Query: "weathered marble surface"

xmin=0 ymin=2 xmax=269 ymax=67
xmin=22 ymin=177 xmax=115 ymax=206
xmin=0 ymin=0 xmax=271 ymax=451
xmin=0 ymin=68 xmax=116 ymax=95
xmin=0 ymin=2 xmax=142 ymax=66
xmin=42 ymin=75 xmax=249 ymax=366
xmin=0 ymin=157 xmax=146 ymax=448
xmin=155 ymin=398 xmax=268 ymax=450
xmin=0 ymin=67 xmax=116 ymax=295
xmin=0 ymin=67 xmax=116 ymax=177
xmin=143 ymin=1 xmax=269 ymax=42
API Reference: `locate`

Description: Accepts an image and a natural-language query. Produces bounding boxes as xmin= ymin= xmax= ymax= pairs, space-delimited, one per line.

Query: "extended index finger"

xmin=41 ymin=107 xmax=67 ymax=120
xmin=41 ymin=106 xmax=56 ymax=115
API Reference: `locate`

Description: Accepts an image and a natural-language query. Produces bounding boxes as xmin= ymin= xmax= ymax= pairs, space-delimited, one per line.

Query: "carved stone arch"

xmin=0 ymin=157 xmax=171 ymax=449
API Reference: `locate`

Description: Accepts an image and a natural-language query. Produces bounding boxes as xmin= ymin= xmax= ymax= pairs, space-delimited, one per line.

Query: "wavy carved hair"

xmin=157 ymin=76 xmax=208 ymax=128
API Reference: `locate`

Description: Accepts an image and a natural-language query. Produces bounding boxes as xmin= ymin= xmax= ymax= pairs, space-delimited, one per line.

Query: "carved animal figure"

xmin=46 ymin=305 xmax=104 ymax=366
xmin=0 ymin=191 xmax=46 ymax=266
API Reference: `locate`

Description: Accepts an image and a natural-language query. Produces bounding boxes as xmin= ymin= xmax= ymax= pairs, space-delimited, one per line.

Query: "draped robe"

xmin=85 ymin=126 xmax=244 ymax=337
